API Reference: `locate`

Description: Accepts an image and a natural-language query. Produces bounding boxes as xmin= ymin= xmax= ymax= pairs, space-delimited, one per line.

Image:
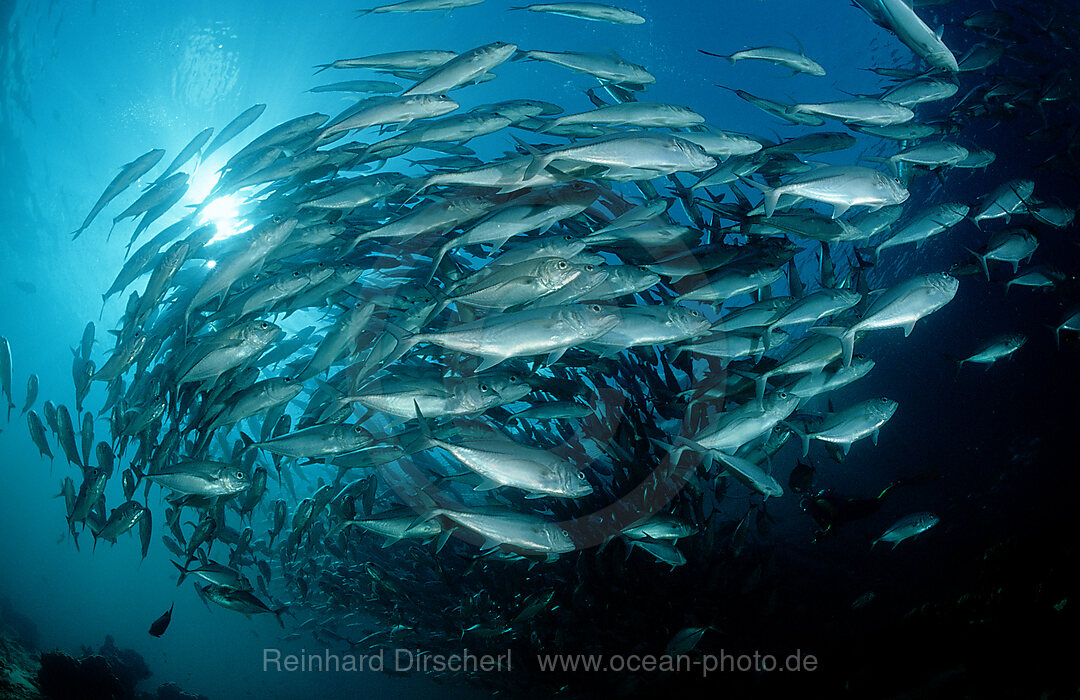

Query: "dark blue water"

xmin=1 ymin=1 xmax=1077 ymax=698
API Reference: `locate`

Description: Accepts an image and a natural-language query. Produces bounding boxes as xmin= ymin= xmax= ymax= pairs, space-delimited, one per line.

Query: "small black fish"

xmin=148 ymin=603 xmax=174 ymax=637
xmin=789 ymin=461 xmax=815 ymax=494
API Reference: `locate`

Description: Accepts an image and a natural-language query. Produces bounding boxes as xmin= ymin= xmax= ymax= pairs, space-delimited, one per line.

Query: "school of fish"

xmin=6 ymin=0 xmax=1080 ymax=693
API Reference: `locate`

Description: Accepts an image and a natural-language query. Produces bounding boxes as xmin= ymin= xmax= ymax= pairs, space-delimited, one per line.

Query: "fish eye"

xmin=236 ymin=471 xmax=245 ymax=479
xmin=558 ymin=261 xmax=567 ymax=269
xmin=480 ymin=384 xmax=490 ymax=392
xmin=272 ymin=215 xmax=283 ymax=223
xmin=292 ymin=271 xmax=301 ymax=277
xmin=690 ymin=310 xmax=701 ymax=317
xmin=560 ymin=529 xmax=570 ymax=537
xmin=260 ymin=322 xmax=269 ymax=329
xmin=563 ymin=235 xmax=573 ymax=242
xmin=638 ymin=265 xmax=648 ymax=272
xmin=577 ymin=471 xmax=585 ymax=480
xmin=584 ymin=265 xmax=595 ymax=272
xmin=590 ymin=304 xmax=601 ymax=312
xmin=778 ymin=391 xmax=789 ymax=399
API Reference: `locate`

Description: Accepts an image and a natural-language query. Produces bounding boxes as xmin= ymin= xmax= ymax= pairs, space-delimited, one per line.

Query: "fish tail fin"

xmin=512 ymin=136 xmax=548 ymax=180
xmin=535 ymin=118 xmax=559 ymax=134
xmin=762 ymin=324 xmax=776 ymax=351
xmin=809 ymin=325 xmax=856 ymax=366
xmin=377 ymin=322 xmax=419 ymax=369
xmin=71 ymin=226 xmax=86 ymax=240
xmin=698 ymin=49 xmax=734 ymax=65
xmin=408 ymin=485 xmax=443 ymax=530
xmin=239 ymin=431 xmax=257 ymax=454
xmin=170 ymin=559 xmax=189 ymax=586
xmin=1047 ymin=323 xmax=1061 ymax=350
xmin=413 ymin=400 xmax=432 ymax=441
xmin=963 ymin=246 xmax=990 ymax=280
xmin=754 ymin=374 xmax=768 ymax=407
xmin=313 ymin=63 xmax=334 ymax=74
xmin=783 ymin=420 xmax=810 ymax=457
xmin=739 ymin=176 xmax=779 ymax=217
xmin=426 ymin=241 xmax=454 ymax=285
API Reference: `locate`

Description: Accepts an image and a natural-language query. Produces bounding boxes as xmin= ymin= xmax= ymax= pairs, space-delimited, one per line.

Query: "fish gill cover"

xmin=0 ymin=0 xmax=1079 ymax=698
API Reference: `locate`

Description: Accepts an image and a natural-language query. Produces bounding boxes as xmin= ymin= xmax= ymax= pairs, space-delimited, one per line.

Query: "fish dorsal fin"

xmin=788 ymin=32 xmax=806 ymax=57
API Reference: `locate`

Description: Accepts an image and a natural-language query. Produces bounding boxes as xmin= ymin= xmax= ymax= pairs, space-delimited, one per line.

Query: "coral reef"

xmin=1 ymin=626 xmax=206 ymax=700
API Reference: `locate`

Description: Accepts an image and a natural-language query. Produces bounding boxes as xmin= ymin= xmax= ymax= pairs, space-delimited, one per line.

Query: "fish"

xmin=744 ymin=166 xmax=910 ymax=218
xmin=790 ymin=99 xmax=913 ymax=127
xmin=792 ymin=397 xmax=899 ymax=456
xmin=700 ymin=46 xmax=825 ymax=76
xmin=148 ymin=604 xmax=174 ymax=637
xmin=26 ymin=411 xmax=53 ymax=463
xmin=872 ymin=203 xmax=969 ymax=257
xmin=543 ymin=102 xmax=705 ymax=131
xmin=512 ymin=2 xmax=644 ymax=24
xmin=386 ymin=304 xmax=621 ymax=371
xmin=873 ymin=512 xmax=939 ymax=549
xmin=811 ymin=272 xmax=959 ymax=365
xmin=415 ymin=413 xmax=592 ymax=498
xmin=952 ymin=333 xmax=1027 ymax=371
xmin=72 ymin=149 xmax=165 ymax=239
xmin=864 ymin=0 xmax=958 ymax=72
xmin=356 ymin=0 xmax=484 ymax=16
xmin=241 ymin=424 xmax=374 ymax=459
xmin=517 ymin=50 xmax=655 ymax=87
xmin=31 ymin=2 xmax=1080 ymax=689
xmin=203 ymin=104 xmax=267 ymax=161
xmin=157 ymin=127 xmax=214 ymax=182
xmin=93 ymin=501 xmax=147 ymax=549
xmin=307 ymin=79 xmax=402 ymax=94
xmin=145 ymin=462 xmax=251 ymax=497
xmin=200 ymin=584 xmax=286 ymax=626
xmin=55 ymin=405 xmax=83 ymax=469
xmin=402 ymin=41 xmax=516 ymax=97
xmin=21 ymin=373 xmax=38 ymax=415
xmin=0 ymin=336 xmax=13 ymax=420
xmin=425 ymin=507 xmax=576 ymax=554
xmin=965 ymin=229 xmax=1039 ymax=280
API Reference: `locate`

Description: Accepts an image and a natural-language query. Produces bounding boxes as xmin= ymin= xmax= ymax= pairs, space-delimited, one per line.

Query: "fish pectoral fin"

xmin=544 ymin=347 xmax=567 ymax=366
xmin=902 ymin=320 xmax=917 ymax=337
xmin=871 ymin=429 xmax=879 ymax=446
xmin=473 ymin=478 xmax=502 ymax=492
xmin=475 ymin=355 xmax=504 ymax=372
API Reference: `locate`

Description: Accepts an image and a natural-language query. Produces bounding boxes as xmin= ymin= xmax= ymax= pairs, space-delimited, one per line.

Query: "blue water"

xmin=1 ymin=1 xmax=1077 ymax=698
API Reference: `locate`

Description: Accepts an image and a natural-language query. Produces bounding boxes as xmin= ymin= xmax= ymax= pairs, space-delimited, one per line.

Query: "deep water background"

xmin=1 ymin=0 xmax=1078 ymax=698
